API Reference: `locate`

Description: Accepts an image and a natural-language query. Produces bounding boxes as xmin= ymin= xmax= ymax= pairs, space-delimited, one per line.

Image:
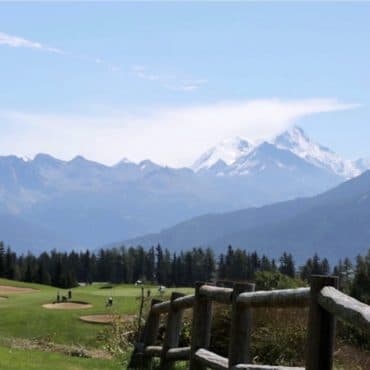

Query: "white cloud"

xmin=0 ymin=98 xmax=358 ymax=167
xmin=0 ymin=33 xmax=202 ymax=90
xmin=0 ymin=32 xmax=64 ymax=54
xmin=132 ymin=65 xmax=206 ymax=91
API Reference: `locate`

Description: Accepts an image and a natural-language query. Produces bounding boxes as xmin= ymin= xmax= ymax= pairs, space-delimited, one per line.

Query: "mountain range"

xmin=192 ymin=126 xmax=363 ymax=178
xmin=0 ymin=126 xmax=369 ymax=254
xmin=124 ymin=169 xmax=370 ymax=262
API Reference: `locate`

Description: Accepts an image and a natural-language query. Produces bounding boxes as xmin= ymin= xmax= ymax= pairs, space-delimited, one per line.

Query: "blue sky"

xmin=0 ymin=2 xmax=369 ymax=166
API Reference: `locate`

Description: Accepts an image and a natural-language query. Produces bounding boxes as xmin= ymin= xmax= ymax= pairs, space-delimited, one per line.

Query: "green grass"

xmin=0 ymin=279 xmax=365 ymax=369
xmin=0 ymin=279 xmax=191 ymax=348
xmin=0 ymin=346 xmax=121 ymax=370
xmin=0 ymin=278 xmax=193 ymax=369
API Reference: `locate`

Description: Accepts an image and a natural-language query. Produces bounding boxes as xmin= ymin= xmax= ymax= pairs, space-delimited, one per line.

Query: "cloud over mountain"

xmin=0 ymin=98 xmax=357 ymax=167
xmin=0 ymin=125 xmax=369 ymax=253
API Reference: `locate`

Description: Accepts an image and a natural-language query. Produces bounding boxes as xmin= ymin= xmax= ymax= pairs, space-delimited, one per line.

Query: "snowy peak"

xmin=229 ymin=141 xmax=326 ymax=176
xmin=192 ymin=136 xmax=254 ymax=172
xmin=273 ymin=126 xmax=360 ymax=179
xmin=274 ymin=126 xmax=313 ymax=152
xmin=192 ymin=126 xmax=364 ymax=179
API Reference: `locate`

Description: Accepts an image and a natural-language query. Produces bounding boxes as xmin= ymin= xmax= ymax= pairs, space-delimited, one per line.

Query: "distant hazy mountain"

xmin=355 ymin=157 xmax=370 ymax=173
xmin=0 ymin=213 xmax=70 ymax=254
xmin=0 ymin=126 xmax=369 ymax=253
xmin=273 ymin=126 xmax=360 ymax=178
xmin=124 ymin=170 xmax=370 ymax=262
xmin=191 ymin=137 xmax=254 ymax=172
xmin=192 ymin=126 xmax=364 ymax=178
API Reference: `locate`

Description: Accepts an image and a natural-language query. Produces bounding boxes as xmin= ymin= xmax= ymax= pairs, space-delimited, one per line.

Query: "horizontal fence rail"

xmin=237 ymin=287 xmax=310 ymax=308
xmin=129 ymin=275 xmax=370 ymax=370
xmin=318 ymin=286 xmax=370 ymax=334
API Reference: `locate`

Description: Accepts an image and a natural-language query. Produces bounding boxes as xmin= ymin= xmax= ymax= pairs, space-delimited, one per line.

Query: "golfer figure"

xmin=107 ymin=296 xmax=113 ymax=307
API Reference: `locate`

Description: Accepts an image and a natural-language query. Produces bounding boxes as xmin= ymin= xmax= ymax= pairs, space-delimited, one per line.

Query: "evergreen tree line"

xmin=0 ymin=241 xmax=368 ymax=304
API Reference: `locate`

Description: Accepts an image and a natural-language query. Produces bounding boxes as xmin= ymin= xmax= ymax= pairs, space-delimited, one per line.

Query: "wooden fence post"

xmin=306 ymin=275 xmax=338 ymax=370
xmin=189 ymin=282 xmax=213 ymax=370
xmin=228 ymin=282 xmax=255 ymax=368
xmin=160 ymin=292 xmax=185 ymax=370
xmin=142 ymin=299 xmax=162 ymax=370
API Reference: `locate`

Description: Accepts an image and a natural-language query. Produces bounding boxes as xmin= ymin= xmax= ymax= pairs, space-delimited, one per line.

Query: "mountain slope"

xmin=274 ymin=126 xmax=360 ymax=178
xmin=0 ymin=126 xmax=368 ymax=253
xmin=192 ymin=137 xmax=254 ymax=172
xmin=193 ymin=125 xmax=364 ymax=179
xmin=124 ymin=171 xmax=370 ymax=262
xmin=0 ymin=213 xmax=70 ymax=254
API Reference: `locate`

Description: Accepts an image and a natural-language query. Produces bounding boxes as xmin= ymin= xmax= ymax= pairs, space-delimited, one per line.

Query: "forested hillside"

xmin=125 ymin=170 xmax=370 ymax=262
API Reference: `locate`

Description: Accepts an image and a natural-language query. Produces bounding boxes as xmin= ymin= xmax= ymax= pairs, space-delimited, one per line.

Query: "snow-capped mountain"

xmin=193 ymin=125 xmax=365 ymax=179
xmin=191 ymin=137 xmax=254 ymax=172
xmin=273 ymin=126 xmax=360 ymax=179
xmin=1 ymin=125 xmax=369 ymax=253
xmin=229 ymin=141 xmax=326 ymax=176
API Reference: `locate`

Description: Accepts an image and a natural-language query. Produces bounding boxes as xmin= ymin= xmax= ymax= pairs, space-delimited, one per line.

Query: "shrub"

xmin=255 ymin=271 xmax=306 ymax=291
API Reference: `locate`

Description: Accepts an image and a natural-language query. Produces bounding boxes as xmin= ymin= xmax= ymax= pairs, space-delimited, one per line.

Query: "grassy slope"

xmin=0 ymin=347 xmax=120 ymax=370
xmin=0 ymin=279 xmax=366 ymax=369
xmin=0 ymin=279 xmax=192 ymax=369
xmin=0 ymin=279 xmax=191 ymax=347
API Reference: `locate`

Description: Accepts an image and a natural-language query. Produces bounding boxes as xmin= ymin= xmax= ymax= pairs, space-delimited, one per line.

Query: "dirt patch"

xmin=43 ymin=301 xmax=92 ymax=310
xmin=0 ymin=285 xmax=38 ymax=295
xmin=0 ymin=296 xmax=8 ymax=300
xmin=79 ymin=314 xmax=134 ymax=324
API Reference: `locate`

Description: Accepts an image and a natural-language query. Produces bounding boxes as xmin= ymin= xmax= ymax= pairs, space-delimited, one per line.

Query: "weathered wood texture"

xmin=189 ymin=283 xmax=212 ymax=370
xmin=318 ymin=286 xmax=370 ymax=334
xmin=144 ymin=346 xmax=191 ymax=360
xmin=160 ymin=292 xmax=185 ymax=370
xmin=152 ymin=294 xmax=195 ymax=314
xmin=151 ymin=300 xmax=171 ymax=314
xmin=306 ymin=275 xmax=338 ymax=370
xmin=190 ymin=282 xmax=213 ymax=370
xmin=166 ymin=346 xmax=191 ymax=360
xmin=141 ymin=299 xmax=162 ymax=369
xmin=232 ymin=365 xmax=304 ymax=370
xmin=172 ymin=294 xmax=195 ymax=310
xmin=228 ymin=283 xmax=255 ymax=368
xmin=144 ymin=345 xmax=162 ymax=357
xmin=199 ymin=285 xmax=234 ymax=304
xmin=132 ymin=276 xmax=370 ymax=370
xmin=194 ymin=348 xmax=228 ymax=370
xmin=237 ymin=287 xmax=310 ymax=308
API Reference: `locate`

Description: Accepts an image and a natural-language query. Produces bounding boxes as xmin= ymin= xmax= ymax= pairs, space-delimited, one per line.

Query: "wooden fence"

xmin=129 ymin=275 xmax=370 ymax=370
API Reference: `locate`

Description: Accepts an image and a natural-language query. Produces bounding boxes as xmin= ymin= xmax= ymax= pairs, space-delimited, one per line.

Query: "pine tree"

xmin=351 ymin=249 xmax=370 ymax=304
xmin=155 ymin=244 xmax=164 ymax=284
xmin=279 ymin=252 xmax=296 ymax=278
xmin=5 ymin=247 xmax=15 ymax=279
xmin=0 ymin=242 xmax=5 ymax=278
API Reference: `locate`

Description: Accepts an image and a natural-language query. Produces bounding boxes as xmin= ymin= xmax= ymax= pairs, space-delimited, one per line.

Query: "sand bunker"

xmin=79 ymin=314 xmax=134 ymax=324
xmin=0 ymin=285 xmax=38 ymax=295
xmin=0 ymin=296 xmax=8 ymax=300
xmin=43 ymin=301 xmax=92 ymax=310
